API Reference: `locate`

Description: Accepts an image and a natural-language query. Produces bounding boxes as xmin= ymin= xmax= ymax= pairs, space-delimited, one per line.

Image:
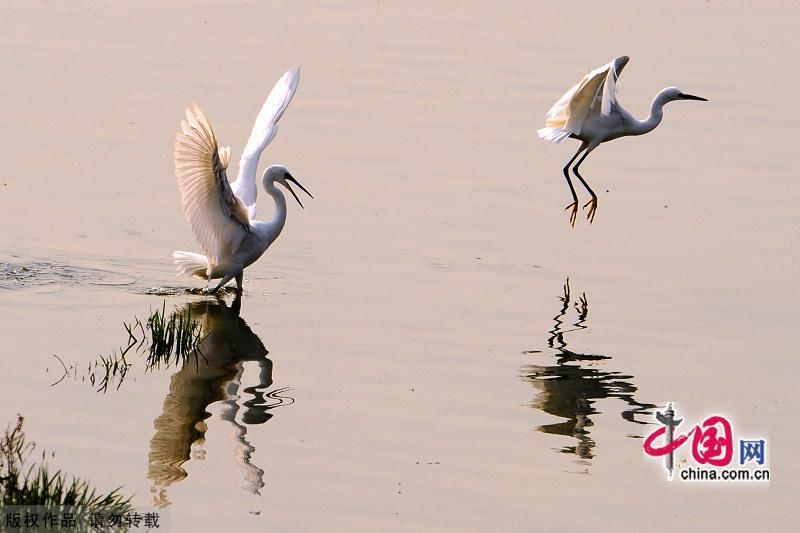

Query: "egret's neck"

xmin=632 ymin=91 xmax=670 ymax=136
xmin=255 ymin=180 xmax=287 ymax=244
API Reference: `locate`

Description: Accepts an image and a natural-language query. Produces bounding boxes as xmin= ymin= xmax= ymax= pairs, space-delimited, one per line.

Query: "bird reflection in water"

xmin=148 ymin=294 xmax=293 ymax=507
xmin=523 ymin=279 xmax=654 ymax=460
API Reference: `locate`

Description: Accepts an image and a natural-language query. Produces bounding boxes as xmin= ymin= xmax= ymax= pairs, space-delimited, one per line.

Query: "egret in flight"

xmin=172 ymin=67 xmax=312 ymax=293
xmin=538 ymin=56 xmax=707 ymax=226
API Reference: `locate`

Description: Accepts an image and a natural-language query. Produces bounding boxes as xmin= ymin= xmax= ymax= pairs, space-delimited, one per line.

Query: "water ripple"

xmin=0 ymin=260 xmax=136 ymax=290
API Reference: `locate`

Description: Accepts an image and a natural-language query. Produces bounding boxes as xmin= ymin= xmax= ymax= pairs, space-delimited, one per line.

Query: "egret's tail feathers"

xmin=537 ymin=127 xmax=572 ymax=143
xmin=173 ymin=251 xmax=209 ymax=278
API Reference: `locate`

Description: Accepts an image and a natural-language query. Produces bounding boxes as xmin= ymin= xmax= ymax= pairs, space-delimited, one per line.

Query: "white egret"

xmin=172 ymin=67 xmax=312 ymax=293
xmin=538 ymin=56 xmax=707 ymax=225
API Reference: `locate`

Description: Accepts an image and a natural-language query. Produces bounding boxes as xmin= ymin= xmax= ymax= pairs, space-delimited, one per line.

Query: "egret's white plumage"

xmin=538 ymin=56 xmax=707 ymax=225
xmin=538 ymin=56 xmax=627 ymax=143
xmin=172 ymin=67 xmax=312 ymax=293
xmin=175 ymin=106 xmax=250 ymax=268
xmin=232 ymin=66 xmax=301 ymax=219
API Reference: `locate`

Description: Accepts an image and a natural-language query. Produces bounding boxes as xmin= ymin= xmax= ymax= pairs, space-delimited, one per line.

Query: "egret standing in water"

xmin=538 ymin=56 xmax=707 ymax=226
xmin=172 ymin=67 xmax=312 ymax=293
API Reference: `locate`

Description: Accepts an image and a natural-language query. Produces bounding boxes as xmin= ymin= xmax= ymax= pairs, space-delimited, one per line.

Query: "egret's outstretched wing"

xmin=232 ymin=66 xmax=301 ymax=218
xmin=174 ymin=105 xmax=249 ymax=266
xmin=538 ymin=56 xmax=629 ymax=142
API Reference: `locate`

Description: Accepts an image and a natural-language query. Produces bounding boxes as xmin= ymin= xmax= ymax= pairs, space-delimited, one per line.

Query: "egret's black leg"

xmin=563 ymin=142 xmax=588 ymax=227
xmin=572 ymin=147 xmax=598 ymax=223
xmin=210 ymin=273 xmax=235 ymax=294
xmin=235 ymin=272 xmax=243 ymax=293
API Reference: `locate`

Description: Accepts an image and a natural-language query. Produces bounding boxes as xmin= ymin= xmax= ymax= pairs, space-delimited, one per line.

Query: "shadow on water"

xmin=45 ymin=292 xmax=293 ymax=505
xmin=523 ymin=279 xmax=655 ymax=461
xmin=145 ymin=295 xmax=293 ymax=507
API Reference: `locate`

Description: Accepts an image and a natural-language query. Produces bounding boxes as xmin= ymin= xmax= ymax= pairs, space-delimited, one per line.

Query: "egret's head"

xmin=663 ymin=86 xmax=708 ymax=103
xmin=263 ymin=164 xmax=313 ymax=208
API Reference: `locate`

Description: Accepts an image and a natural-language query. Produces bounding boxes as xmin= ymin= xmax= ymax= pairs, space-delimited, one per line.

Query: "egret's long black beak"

xmin=284 ymin=173 xmax=314 ymax=208
xmin=679 ymin=92 xmax=708 ymax=102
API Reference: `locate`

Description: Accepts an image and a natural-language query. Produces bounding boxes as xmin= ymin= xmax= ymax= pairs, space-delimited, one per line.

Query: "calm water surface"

xmin=1 ymin=1 xmax=796 ymax=530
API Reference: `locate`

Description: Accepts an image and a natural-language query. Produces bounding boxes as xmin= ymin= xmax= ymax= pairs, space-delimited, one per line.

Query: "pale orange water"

xmin=0 ymin=1 xmax=796 ymax=530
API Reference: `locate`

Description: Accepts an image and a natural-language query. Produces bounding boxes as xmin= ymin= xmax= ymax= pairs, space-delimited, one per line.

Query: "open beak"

xmin=284 ymin=173 xmax=314 ymax=208
xmin=679 ymin=92 xmax=708 ymax=102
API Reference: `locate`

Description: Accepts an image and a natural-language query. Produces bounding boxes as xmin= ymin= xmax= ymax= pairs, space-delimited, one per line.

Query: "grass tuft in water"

xmin=144 ymin=301 xmax=207 ymax=371
xmin=94 ymin=351 xmax=132 ymax=393
xmin=50 ymin=300 xmax=207 ymax=393
xmin=51 ymin=300 xmax=208 ymax=392
xmin=0 ymin=415 xmax=132 ymax=512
